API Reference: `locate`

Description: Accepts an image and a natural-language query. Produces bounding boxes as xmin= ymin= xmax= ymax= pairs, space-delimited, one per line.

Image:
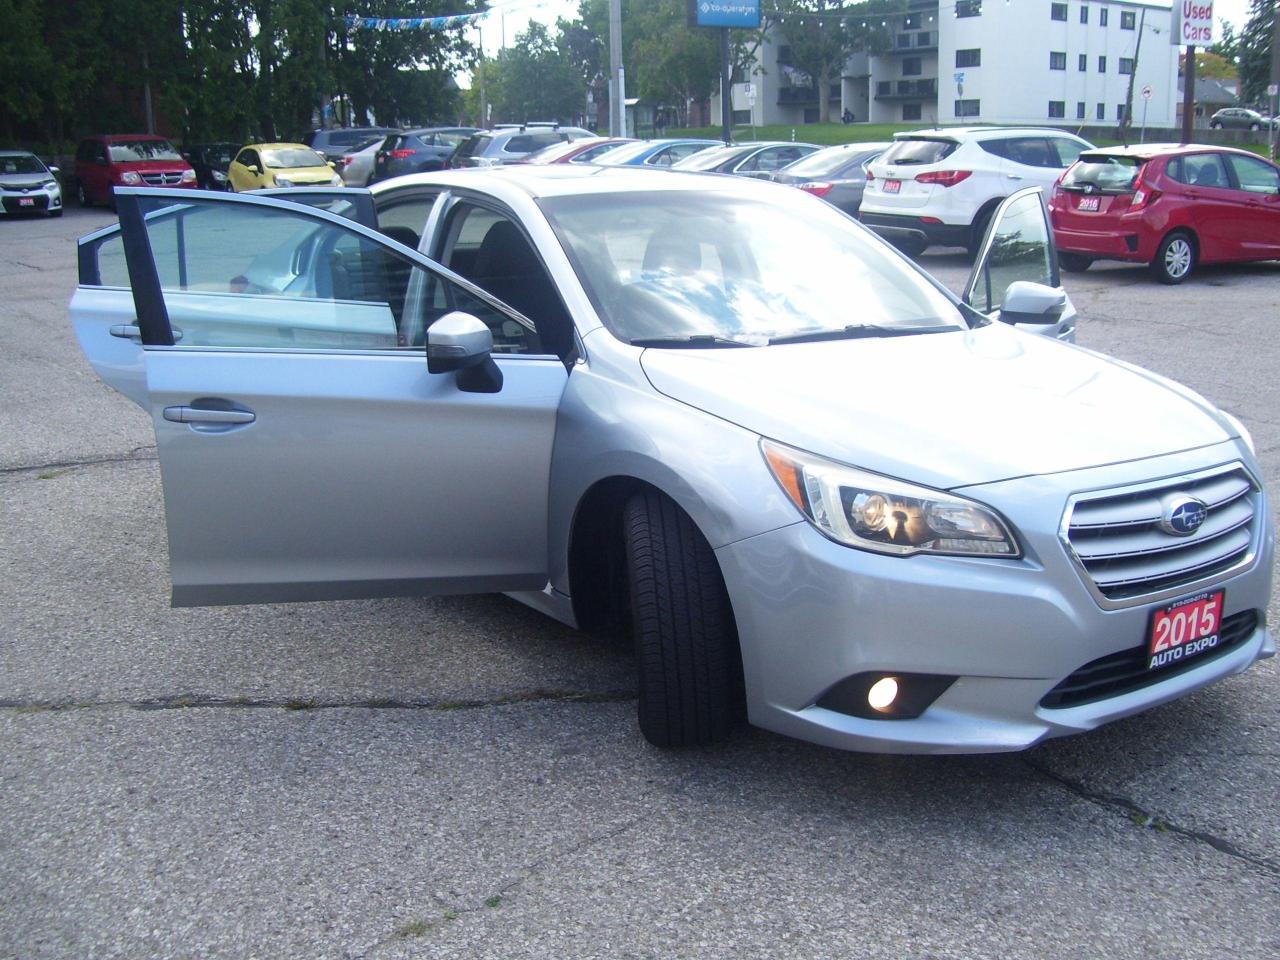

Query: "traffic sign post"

xmin=1141 ymin=84 xmax=1152 ymax=143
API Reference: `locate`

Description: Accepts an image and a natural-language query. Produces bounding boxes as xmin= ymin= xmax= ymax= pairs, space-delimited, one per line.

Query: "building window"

xmin=1098 ymin=55 xmax=1107 ymax=72
xmin=1079 ymin=6 xmax=1088 ymax=23
xmin=876 ymin=80 xmax=891 ymax=96
xmin=897 ymin=33 xmax=912 ymax=48
xmin=1078 ymin=53 xmax=1087 ymax=71
xmin=776 ymin=45 xmax=793 ymax=66
xmin=1077 ymin=101 xmax=1086 ymax=118
xmin=955 ymin=99 xmax=981 ymax=118
xmin=1121 ymin=10 xmax=1136 ymax=28
xmin=1048 ymin=101 xmax=1066 ymax=118
xmin=1119 ymin=57 xmax=1134 ymax=74
xmin=903 ymin=103 xmax=923 ymax=121
xmin=731 ymin=109 xmax=752 ymax=125
xmin=917 ymin=31 xmax=932 ymax=46
xmin=903 ymin=57 xmax=923 ymax=76
xmin=1051 ymin=3 xmax=1068 ymax=20
xmin=1096 ymin=102 xmax=1105 ymax=120
xmin=956 ymin=0 xmax=981 ymax=18
xmin=1117 ymin=103 xmax=1127 ymax=121
xmin=904 ymin=13 xmax=920 ymax=28
xmin=1100 ymin=8 xmax=1108 ymax=26
xmin=1050 ymin=51 xmax=1067 ymax=70
xmin=956 ymin=48 xmax=981 ymax=68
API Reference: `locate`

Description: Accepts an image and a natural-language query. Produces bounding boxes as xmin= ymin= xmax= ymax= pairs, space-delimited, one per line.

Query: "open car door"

xmin=71 ymin=187 xmax=568 ymax=606
xmin=963 ymin=187 xmax=1077 ymax=343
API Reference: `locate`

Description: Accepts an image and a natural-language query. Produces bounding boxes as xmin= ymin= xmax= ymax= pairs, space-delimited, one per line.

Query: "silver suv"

xmin=70 ymin=170 xmax=1272 ymax=755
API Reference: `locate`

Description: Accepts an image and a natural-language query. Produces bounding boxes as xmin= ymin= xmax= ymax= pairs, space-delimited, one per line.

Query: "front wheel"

xmin=624 ymin=490 xmax=743 ymax=748
xmin=1058 ymin=252 xmax=1093 ymax=273
xmin=76 ymin=182 xmax=91 ymax=207
xmin=48 ymin=208 xmax=63 ymax=218
xmin=1210 ymin=121 xmax=1223 ymax=129
xmin=1249 ymin=122 xmax=1261 ymax=131
xmin=1151 ymin=231 xmax=1196 ymax=284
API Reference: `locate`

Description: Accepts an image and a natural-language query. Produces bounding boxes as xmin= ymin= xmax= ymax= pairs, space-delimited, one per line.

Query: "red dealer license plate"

xmin=883 ymin=179 xmax=901 ymax=194
xmin=1078 ymin=195 xmax=1100 ymax=211
xmin=1147 ymin=590 xmax=1224 ymax=671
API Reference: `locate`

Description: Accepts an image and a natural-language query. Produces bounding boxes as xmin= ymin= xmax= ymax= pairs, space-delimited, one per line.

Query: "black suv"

xmin=448 ymin=124 xmax=595 ymax=168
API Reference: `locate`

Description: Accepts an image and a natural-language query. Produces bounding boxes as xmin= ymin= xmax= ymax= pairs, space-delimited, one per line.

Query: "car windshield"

xmin=541 ymin=190 xmax=964 ymax=345
xmin=0 ymin=154 xmax=46 ymax=175
xmin=203 ymin=146 xmax=237 ymax=166
xmin=782 ymin=146 xmax=877 ymax=177
xmin=108 ymin=140 xmax=183 ymax=162
xmin=262 ymin=148 xmax=327 ymax=169
xmin=594 ymin=141 xmax=666 ymax=165
xmin=673 ymin=146 xmax=746 ymax=170
xmin=324 ymin=130 xmax=385 ymax=147
xmin=1060 ymin=155 xmax=1143 ymax=193
xmin=881 ymin=138 xmax=957 ymax=165
xmin=429 ymin=130 xmax=472 ymax=147
xmin=454 ymin=134 xmax=490 ymax=158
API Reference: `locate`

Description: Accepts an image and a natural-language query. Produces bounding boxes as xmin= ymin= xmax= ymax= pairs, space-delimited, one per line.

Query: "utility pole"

xmin=609 ymin=0 xmax=625 ymax=136
xmin=477 ymin=24 xmax=487 ymax=128
xmin=1270 ymin=0 xmax=1280 ymax=160
xmin=1181 ymin=44 xmax=1196 ymax=144
xmin=720 ymin=28 xmax=731 ymax=144
xmin=1122 ymin=8 xmax=1146 ymax=135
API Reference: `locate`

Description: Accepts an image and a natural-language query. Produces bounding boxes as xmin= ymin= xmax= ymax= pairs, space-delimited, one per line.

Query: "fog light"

xmin=867 ymin=676 xmax=899 ymax=712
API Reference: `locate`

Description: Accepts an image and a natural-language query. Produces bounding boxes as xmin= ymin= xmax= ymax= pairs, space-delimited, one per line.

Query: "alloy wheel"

xmin=1164 ymin=238 xmax=1192 ymax=279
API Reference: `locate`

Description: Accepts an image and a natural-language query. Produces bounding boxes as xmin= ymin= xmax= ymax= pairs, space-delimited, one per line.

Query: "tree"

xmin=1211 ymin=20 xmax=1240 ymax=63
xmin=487 ymin=21 xmax=585 ymax=124
xmin=768 ymin=0 xmax=898 ymax=123
xmin=1180 ymin=50 xmax=1240 ymax=82
xmin=1238 ymin=0 xmax=1276 ymax=106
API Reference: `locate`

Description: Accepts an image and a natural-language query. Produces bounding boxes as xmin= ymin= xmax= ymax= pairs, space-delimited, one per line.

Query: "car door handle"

xmin=163 ymin=405 xmax=255 ymax=424
xmin=110 ymin=324 xmax=183 ymax=342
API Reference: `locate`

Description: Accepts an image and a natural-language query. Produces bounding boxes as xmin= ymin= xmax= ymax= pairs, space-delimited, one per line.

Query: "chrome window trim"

xmin=1058 ymin=460 xmax=1264 ymax=610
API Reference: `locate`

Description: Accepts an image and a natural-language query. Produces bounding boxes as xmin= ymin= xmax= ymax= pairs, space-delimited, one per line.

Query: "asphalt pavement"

xmin=2 ymin=205 xmax=1278 ymax=959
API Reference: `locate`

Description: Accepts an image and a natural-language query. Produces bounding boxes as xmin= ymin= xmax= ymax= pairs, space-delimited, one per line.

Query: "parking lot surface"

xmin=3 ymin=206 xmax=1278 ymax=959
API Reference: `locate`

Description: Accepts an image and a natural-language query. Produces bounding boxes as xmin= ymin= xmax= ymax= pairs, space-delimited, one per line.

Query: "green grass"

xmin=669 ymin=122 xmax=919 ymax=145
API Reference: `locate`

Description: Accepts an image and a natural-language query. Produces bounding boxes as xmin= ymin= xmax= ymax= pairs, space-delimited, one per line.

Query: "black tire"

xmin=965 ymin=202 xmax=998 ymax=257
xmin=76 ymin=181 xmax=91 ymax=207
xmin=1058 ymin=252 xmax=1093 ymax=273
xmin=1150 ymin=230 xmax=1196 ymax=284
xmin=48 ymin=209 xmax=63 ymax=218
xmin=1249 ymin=122 xmax=1261 ymax=131
xmin=1210 ymin=121 xmax=1223 ymax=130
xmin=623 ymin=490 xmax=743 ymax=748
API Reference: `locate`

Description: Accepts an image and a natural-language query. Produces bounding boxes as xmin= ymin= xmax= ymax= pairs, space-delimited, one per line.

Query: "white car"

xmin=339 ymin=138 xmax=383 ymax=188
xmin=0 ymin=150 xmax=63 ymax=217
xmin=860 ymin=127 xmax=1093 ymax=255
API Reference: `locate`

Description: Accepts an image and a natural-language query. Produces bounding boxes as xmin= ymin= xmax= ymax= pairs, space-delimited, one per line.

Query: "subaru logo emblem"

xmin=1159 ymin=495 xmax=1208 ymax=536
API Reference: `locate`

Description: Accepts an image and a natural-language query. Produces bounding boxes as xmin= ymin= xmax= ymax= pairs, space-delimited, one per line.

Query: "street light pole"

xmin=609 ymin=0 xmax=625 ymax=137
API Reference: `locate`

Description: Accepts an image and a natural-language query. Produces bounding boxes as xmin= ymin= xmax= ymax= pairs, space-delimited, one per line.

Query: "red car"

xmin=74 ymin=135 xmax=197 ymax=208
xmin=1049 ymin=143 xmax=1280 ymax=283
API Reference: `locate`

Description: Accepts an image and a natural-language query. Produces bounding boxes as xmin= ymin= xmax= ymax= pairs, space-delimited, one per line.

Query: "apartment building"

xmin=721 ymin=0 xmax=1179 ymax=129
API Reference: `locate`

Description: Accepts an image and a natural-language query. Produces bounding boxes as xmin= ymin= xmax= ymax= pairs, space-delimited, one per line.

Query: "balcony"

xmin=885 ymin=31 xmax=938 ymax=54
xmin=777 ymin=85 xmax=841 ymax=104
xmin=875 ymin=78 xmax=938 ymax=100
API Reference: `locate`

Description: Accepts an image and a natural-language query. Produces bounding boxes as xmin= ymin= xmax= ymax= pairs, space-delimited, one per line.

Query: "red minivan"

xmin=74 ymin=135 xmax=198 ymax=208
xmin=1049 ymin=143 xmax=1280 ymax=283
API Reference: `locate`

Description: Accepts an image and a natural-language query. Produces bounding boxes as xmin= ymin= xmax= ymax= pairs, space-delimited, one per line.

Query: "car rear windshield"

xmin=454 ymin=134 xmax=490 ymax=158
xmin=503 ymin=132 xmax=566 ymax=154
xmin=323 ymin=130 xmax=385 ymax=147
xmin=1060 ymin=154 xmax=1144 ymax=193
xmin=108 ymin=140 xmax=183 ymax=162
xmin=782 ymin=146 xmax=875 ymax=177
xmin=880 ymin=138 xmax=957 ymax=165
xmin=0 ymin=154 xmax=46 ymax=175
xmin=262 ymin=148 xmax=327 ymax=169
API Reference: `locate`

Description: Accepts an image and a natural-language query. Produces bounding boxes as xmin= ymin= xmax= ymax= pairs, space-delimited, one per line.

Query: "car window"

xmin=262 ymin=147 xmax=327 ymax=169
xmin=969 ymin=191 xmax=1055 ymax=315
xmin=1060 ymin=154 xmax=1144 ymax=193
xmin=440 ymin=202 xmax=569 ymax=355
xmin=881 ymin=138 xmax=957 ymax=165
xmin=665 ymin=142 xmax=717 ymax=164
xmin=1003 ymin=138 xmax=1059 ymax=168
xmin=782 ymin=146 xmax=870 ymax=177
xmin=1225 ymin=154 xmax=1280 ymax=194
xmin=504 ymin=133 xmax=564 ymax=154
xmin=1050 ymin=138 xmax=1085 ymax=167
xmin=0 ymin=154 xmax=46 ymax=175
xmin=125 ymin=196 xmax=512 ymax=353
xmin=108 ymin=139 xmax=183 ymax=162
xmin=236 ymin=149 xmax=260 ymax=168
xmin=1170 ymin=153 xmax=1229 ymax=189
xmin=376 ymin=190 xmax=442 ymax=251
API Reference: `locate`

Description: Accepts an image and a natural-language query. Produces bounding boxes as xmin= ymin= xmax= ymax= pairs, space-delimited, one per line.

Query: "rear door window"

xmin=1002 ymin=138 xmax=1059 ymax=168
xmin=880 ymin=138 xmax=957 ymax=165
xmin=1169 ymin=153 xmax=1230 ymax=189
xmin=1224 ymin=154 xmax=1280 ymax=194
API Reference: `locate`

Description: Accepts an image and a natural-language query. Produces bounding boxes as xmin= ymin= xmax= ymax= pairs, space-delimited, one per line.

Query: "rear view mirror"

xmin=426 ymin=312 xmax=503 ymax=393
xmin=1000 ymin=281 xmax=1067 ymax=324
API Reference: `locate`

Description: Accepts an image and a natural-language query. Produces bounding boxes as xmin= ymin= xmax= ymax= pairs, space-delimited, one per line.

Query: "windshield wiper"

xmin=768 ymin=324 xmax=953 ymax=346
xmin=629 ymin=335 xmax=758 ymax=348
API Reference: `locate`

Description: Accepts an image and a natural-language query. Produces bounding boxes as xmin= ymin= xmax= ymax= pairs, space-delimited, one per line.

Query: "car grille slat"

xmin=140 ymin=172 xmax=183 ymax=186
xmin=1040 ymin=609 xmax=1258 ymax=709
xmin=1063 ymin=465 xmax=1259 ymax=602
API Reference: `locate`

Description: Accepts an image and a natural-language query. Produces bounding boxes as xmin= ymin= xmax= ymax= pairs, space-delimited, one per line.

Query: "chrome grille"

xmin=141 ymin=172 xmax=183 ymax=185
xmin=1063 ymin=464 xmax=1259 ymax=604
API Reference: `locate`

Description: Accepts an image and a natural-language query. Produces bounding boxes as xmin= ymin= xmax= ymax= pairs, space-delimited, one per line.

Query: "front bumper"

xmin=716 ymin=443 xmax=1274 ymax=754
xmin=1 ymin=187 xmax=60 ymax=214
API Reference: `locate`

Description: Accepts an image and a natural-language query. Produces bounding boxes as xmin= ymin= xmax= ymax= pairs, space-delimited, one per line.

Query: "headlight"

xmin=43 ymin=179 xmax=59 ymax=191
xmin=1221 ymin=411 xmax=1255 ymax=454
xmin=119 ymin=171 xmax=142 ymax=185
xmin=180 ymin=169 xmax=196 ymax=183
xmin=274 ymin=177 xmax=293 ymax=187
xmin=212 ymin=170 xmax=227 ymax=183
xmin=330 ymin=173 xmax=343 ymax=185
xmin=762 ymin=440 xmax=1019 ymax=557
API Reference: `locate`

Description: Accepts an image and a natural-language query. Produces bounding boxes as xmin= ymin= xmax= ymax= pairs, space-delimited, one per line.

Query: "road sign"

xmin=953 ymin=72 xmax=965 ymax=83
xmin=1171 ymin=0 xmax=1213 ymax=46
xmin=688 ymin=0 xmax=761 ymax=29
xmin=1142 ymin=84 xmax=1153 ymax=100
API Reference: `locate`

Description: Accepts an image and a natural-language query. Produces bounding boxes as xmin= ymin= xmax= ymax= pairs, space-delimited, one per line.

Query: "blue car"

xmin=593 ymin=138 xmax=722 ymax=168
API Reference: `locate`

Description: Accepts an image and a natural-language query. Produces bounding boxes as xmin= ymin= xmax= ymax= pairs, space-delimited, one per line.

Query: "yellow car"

xmin=226 ymin=142 xmax=343 ymax=191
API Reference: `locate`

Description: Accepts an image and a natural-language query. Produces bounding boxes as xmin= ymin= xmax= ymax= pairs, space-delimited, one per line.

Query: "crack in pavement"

xmin=0 ymin=446 xmax=158 ymax=478
xmin=1026 ymin=757 xmax=1280 ymax=880
xmin=0 ymin=689 xmax=637 ymax=714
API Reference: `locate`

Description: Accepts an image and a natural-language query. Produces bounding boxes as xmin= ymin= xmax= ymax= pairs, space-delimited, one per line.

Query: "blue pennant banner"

xmin=342 ymin=12 xmax=485 ymax=31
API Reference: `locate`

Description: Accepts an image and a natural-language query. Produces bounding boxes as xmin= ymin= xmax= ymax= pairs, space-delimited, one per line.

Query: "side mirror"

xmin=48 ymin=165 xmax=60 ymax=175
xmin=248 ymin=164 xmax=262 ymax=175
xmin=999 ymin=281 xmax=1067 ymax=325
xmin=327 ymin=160 xmax=337 ymax=169
xmin=426 ymin=312 xmax=503 ymax=392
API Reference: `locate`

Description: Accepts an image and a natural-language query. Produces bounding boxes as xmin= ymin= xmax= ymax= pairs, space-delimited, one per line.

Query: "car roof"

xmin=0 ymin=149 xmax=37 ymax=157
xmin=244 ymin=142 xmax=314 ymax=151
xmin=1080 ymin=142 xmax=1272 ymax=160
xmin=369 ymin=162 xmax=794 ymax=201
xmin=893 ymin=126 xmax=1083 ymax=141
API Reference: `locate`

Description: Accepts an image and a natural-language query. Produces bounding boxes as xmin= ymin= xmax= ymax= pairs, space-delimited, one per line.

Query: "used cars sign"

xmin=1173 ymin=0 xmax=1214 ymax=45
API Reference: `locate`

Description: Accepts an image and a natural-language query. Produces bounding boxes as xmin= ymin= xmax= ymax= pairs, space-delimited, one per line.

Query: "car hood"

xmin=0 ymin=174 xmax=52 ymax=188
xmin=639 ymin=324 xmax=1233 ymax=489
xmin=107 ymin=159 xmax=193 ymax=172
xmin=271 ymin=166 xmax=334 ymax=182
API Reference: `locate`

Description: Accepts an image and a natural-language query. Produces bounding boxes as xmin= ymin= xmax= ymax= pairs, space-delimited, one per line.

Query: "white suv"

xmin=860 ymin=127 xmax=1093 ymax=254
